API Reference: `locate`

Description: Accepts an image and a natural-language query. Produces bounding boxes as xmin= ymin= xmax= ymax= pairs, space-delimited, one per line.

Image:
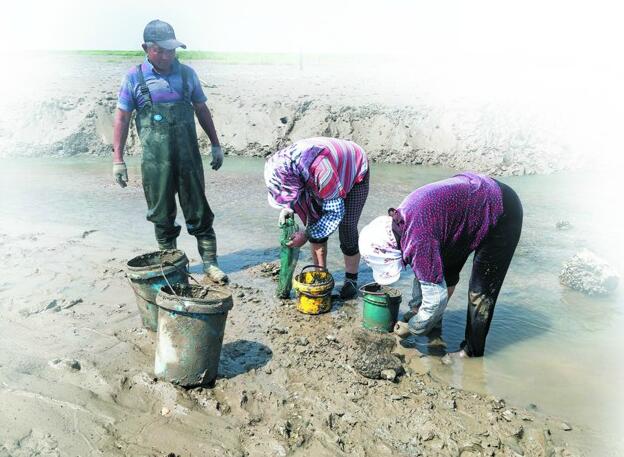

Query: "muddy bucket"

xmin=155 ymin=284 xmax=233 ymax=387
xmin=126 ymin=250 xmax=189 ymax=331
xmin=360 ymin=282 xmax=402 ymax=333
xmin=292 ymin=265 xmax=334 ymax=314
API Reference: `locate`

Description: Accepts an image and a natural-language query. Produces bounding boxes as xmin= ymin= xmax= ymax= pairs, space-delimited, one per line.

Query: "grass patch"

xmin=64 ymin=50 xmax=300 ymax=65
xmin=57 ymin=50 xmax=368 ymax=66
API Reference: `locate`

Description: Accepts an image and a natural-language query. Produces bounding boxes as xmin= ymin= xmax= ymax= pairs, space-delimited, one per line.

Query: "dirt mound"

xmin=0 ymin=56 xmax=589 ymax=176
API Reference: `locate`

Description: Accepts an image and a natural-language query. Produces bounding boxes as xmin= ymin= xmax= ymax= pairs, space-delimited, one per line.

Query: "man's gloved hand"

xmin=278 ymin=207 xmax=294 ymax=226
xmin=287 ymin=230 xmax=308 ymax=248
xmin=210 ymin=145 xmax=224 ymax=170
xmin=113 ymin=162 xmax=128 ymax=188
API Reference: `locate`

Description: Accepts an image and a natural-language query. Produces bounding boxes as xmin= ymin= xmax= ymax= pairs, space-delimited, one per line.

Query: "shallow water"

xmin=1 ymin=156 xmax=623 ymax=453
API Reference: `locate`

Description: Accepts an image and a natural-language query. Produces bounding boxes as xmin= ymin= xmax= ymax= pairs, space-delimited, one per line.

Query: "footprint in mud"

xmin=218 ymin=340 xmax=272 ymax=378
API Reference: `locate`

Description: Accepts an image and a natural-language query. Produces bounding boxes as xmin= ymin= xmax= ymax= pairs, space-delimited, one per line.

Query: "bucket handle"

xmin=358 ymin=281 xmax=387 ymax=296
xmin=300 ymin=264 xmax=328 ymax=274
xmin=298 ymin=287 xmax=334 ymax=298
xmin=296 ymin=264 xmax=335 ymax=298
xmin=159 ymin=252 xmax=180 ymax=297
xmin=159 ymin=253 xmax=215 ymax=292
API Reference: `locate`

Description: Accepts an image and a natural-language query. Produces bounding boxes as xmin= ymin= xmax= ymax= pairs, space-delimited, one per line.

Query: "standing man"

xmin=112 ymin=19 xmax=227 ymax=283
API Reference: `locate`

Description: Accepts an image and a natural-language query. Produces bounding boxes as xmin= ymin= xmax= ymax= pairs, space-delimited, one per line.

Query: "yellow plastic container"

xmin=292 ymin=265 xmax=335 ymax=314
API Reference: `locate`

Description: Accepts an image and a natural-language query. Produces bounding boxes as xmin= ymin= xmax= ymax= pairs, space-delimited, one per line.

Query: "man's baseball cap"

xmin=143 ymin=20 xmax=186 ymax=50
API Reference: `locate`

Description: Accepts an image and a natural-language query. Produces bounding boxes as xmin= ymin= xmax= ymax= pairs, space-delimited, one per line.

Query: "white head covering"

xmin=359 ymin=216 xmax=403 ymax=285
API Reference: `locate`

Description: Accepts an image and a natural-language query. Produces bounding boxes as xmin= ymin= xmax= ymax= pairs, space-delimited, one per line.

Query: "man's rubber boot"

xmin=158 ymin=239 xmax=177 ymax=250
xmin=197 ymin=236 xmax=228 ymax=283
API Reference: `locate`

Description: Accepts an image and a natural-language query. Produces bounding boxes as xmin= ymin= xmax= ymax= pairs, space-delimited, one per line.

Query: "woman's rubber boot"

xmin=197 ymin=236 xmax=228 ymax=284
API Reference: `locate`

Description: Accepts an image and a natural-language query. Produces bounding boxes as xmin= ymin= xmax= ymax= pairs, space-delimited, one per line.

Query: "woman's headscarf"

xmin=264 ymin=142 xmax=325 ymax=225
xmin=359 ymin=216 xmax=403 ymax=285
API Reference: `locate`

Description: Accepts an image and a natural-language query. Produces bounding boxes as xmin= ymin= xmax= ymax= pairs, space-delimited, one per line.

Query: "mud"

xmin=163 ymin=283 xmax=225 ymax=300
xmin=351 ymin=328 xmax=405 ymax=380
xmin=127 ymin=250 xmax=186 ymax=269
xmin=362 ymin=283 xmax=403 ymax=298
xmin=300 ymin=274 xmax=333 ymax=286
xmin=0 ymin=226 xmax=584 ymax=456
xmin=245 ymin=260 xmax=281 ymax=280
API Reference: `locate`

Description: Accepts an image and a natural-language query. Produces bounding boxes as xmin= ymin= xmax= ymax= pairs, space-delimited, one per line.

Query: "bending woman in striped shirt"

xmin=264 ymin=137 xmax=370 ymax=299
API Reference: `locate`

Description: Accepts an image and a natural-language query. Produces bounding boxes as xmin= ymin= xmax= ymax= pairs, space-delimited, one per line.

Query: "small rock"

xmin=296 ymin=336 xmax=309 ymax=346
xmin=502 ymin=410 xmax=515 ymax=422
xmin=511 ymin=425 xmax=524 ymax=438
xmin=380 ymin=369 xmax=397 ymax=382
xmin=560 ymin=249 xmax=619 ymax=295
xmin=560 ymin=422 xmax=572 ymax=431
xmin=161 ymin=407 xmax=171 ymax=417
xmin=555 ymin=220 xmax=572 ymax=230
xmin=240 ymin=391 xmax=249 ymax=407
xmin=49 ymin=358 xmax=81 ymax=371
xmin=326 ymin=334 xmax=337 ymax=342
xmin=491 ymin=398 xmax=506 ymax=410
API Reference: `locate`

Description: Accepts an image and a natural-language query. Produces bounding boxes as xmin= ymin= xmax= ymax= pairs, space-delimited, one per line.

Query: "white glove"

xmin=113 ymin=162 xmax=128 ymax=188
xmin=210 ymin=145 xmax=224 ymax=170
xmin=278 ymin=207 xmax=294 ymax=226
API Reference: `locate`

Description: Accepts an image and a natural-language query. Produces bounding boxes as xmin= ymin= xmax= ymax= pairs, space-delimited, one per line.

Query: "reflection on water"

xmin=1 ymin=156 xmax=622 ymax=453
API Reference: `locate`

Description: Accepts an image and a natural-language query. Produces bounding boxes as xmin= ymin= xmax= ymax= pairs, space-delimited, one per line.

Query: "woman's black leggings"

xmin=461 ymin=181 xmax=523 ymax=357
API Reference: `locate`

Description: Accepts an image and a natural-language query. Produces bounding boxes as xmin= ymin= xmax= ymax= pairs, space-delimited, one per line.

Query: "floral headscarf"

xmin=264 ymin=142 xmax=325 ymax=225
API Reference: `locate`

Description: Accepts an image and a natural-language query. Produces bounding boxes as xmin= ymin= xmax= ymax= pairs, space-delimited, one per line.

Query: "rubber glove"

xmin=210 ymin=145 xmax=224 ymax=170
xmin=287 ymin=230 xmax=308 ymax=248
xmin=113 ymin=162 xmax=128 ymax=188
xmin=278 ymin=207 xmax=294 ymax=226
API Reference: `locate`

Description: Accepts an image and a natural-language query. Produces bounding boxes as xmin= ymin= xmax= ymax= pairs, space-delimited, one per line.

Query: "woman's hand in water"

xmin=287 ymin=230 xmax=308 ymax=248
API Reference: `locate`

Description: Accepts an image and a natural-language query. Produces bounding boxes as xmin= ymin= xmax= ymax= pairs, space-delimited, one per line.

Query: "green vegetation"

xmin=64 ymin=50 xmax=301 ymax=65
xmin=52 ymin=49 xmax=366 ymax=65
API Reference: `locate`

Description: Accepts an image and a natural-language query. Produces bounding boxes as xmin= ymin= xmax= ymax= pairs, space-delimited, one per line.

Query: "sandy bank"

xmin=0 ymin=55 xmax=592 ymax=176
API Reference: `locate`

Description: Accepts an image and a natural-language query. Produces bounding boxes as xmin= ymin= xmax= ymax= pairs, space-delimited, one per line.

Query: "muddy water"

xmin=1 ymin=156 xmax=623 ymax=453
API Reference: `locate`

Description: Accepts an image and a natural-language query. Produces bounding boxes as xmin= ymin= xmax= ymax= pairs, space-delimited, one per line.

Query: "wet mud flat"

xmin=0 ymin=228 xmax=584 ymax=456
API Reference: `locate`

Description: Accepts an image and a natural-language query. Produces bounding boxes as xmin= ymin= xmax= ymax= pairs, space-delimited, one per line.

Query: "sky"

xmin=1 ymin=0 xmax=622 ymax=65
xmin=2 ymin=0 xmax=622 ymax=164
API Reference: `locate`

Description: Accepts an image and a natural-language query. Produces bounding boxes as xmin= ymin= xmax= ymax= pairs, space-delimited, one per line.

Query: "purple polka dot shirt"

xmin=394 ymin=172 xmax=503 ymax=284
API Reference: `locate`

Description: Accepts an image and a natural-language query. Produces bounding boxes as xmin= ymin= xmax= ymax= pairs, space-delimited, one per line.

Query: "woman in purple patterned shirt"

xmin=359 ymin=172 xmax=523 ymax=358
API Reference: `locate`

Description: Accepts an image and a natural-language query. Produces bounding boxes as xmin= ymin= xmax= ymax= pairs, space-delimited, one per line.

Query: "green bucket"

xmin=360 ymin=282 xmax=402 ymax=333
